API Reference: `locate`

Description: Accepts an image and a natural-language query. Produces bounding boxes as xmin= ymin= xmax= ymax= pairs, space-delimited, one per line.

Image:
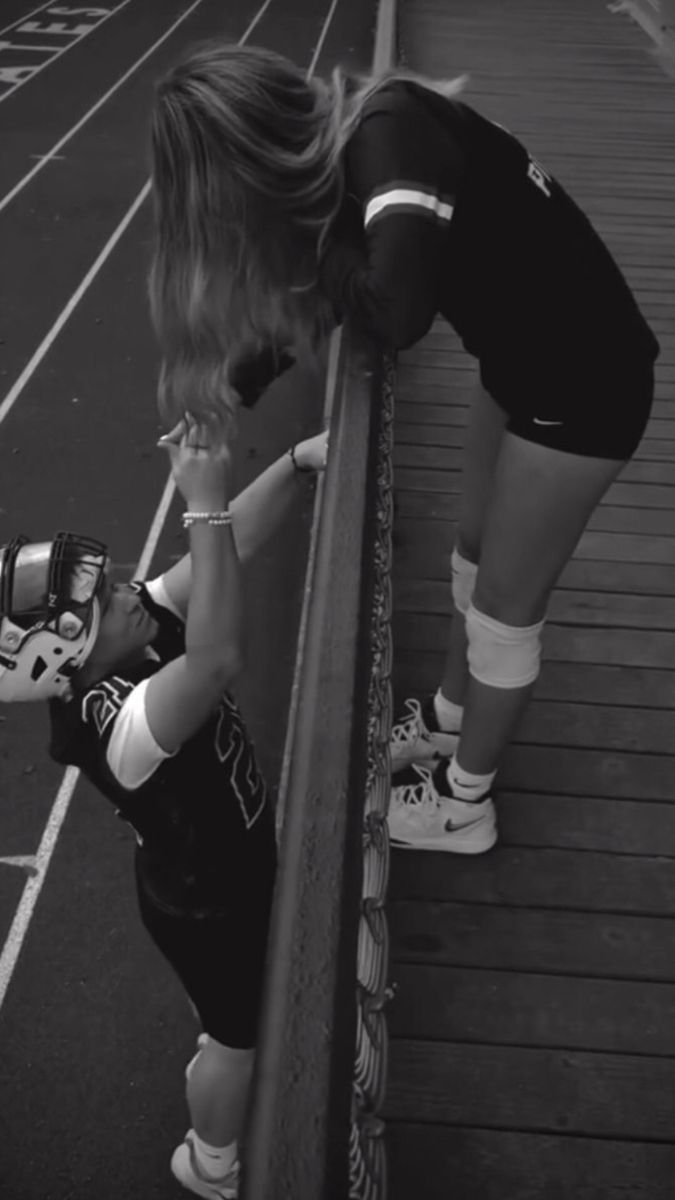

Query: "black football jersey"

xmin=49 ymin=582 xmax=276 ymax=916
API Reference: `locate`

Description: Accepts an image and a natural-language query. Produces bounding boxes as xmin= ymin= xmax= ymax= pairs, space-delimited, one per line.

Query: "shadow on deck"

xmin=385 ymin=2 xmax=675 ymax=1196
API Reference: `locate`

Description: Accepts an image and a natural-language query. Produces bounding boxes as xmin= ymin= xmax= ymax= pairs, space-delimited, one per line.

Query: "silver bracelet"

xmin=182 ymin=510 xmax=232 ymax=528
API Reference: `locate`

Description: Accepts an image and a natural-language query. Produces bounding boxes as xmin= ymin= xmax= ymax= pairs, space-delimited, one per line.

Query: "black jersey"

xmin=48 ymin=582 xmax=275 ymax=917
xmin=320 ymin=80 xmax=659 ymax=370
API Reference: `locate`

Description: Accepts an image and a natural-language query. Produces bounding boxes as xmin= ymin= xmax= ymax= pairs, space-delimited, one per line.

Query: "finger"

xmin=157 ymin=417 xmax=187 ymax=447
xmin=185 ymin=412 xmax=212 ymax=450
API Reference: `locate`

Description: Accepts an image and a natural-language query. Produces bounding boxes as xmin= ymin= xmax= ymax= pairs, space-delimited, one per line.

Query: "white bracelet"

xmin=182 ymin=510 xmax=232 ymax=528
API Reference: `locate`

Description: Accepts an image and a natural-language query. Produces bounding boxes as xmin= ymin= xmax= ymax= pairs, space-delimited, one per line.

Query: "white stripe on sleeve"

xmin=364 ymin=188 xmax=455 ymax=228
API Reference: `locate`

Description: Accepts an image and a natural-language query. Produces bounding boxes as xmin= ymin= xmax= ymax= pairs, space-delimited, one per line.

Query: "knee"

xmin=465 ymin=600 xmax=544 ymax=689
xmin=473 ymin=573 xmax=547 ymax=628
xmin=199 ymin=1038 xmax=255 ymax=1079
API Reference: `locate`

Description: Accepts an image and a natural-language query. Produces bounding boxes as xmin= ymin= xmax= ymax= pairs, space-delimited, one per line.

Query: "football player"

xmin=0 ymin=418 xmax=327 ymax=1200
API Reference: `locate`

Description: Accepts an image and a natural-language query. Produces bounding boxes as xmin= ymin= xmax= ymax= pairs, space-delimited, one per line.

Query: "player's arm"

xmin=143 ymin=419 xmax=242 ymax=754
xmin=159 ymin=431 xmax=328 ymax=619
xmin=320 ymin=94 xmax=461 ymax=349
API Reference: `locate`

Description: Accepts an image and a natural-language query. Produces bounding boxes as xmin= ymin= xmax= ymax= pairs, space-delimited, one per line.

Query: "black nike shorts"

xmin=479 ymin=352 xmax=656 ymax=461
xmin=134 ymin=850 xmax=276 ymax=1049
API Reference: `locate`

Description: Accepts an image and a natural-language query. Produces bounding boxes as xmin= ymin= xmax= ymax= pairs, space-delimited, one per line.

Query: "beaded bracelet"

xmin=288 ymin=444 xmax=314 ymax=474
xmin=182 ymin=510 xmax=232 ymax=528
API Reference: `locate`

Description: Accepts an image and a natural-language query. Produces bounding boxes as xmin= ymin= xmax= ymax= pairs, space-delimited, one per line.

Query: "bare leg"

xmin=440 ymin=379 xmax=507 ymax=705
xmin=455 ymin=433 xmax=624 ymax=775
xmin=187 ymin=1036 xmax=254 ymax=1147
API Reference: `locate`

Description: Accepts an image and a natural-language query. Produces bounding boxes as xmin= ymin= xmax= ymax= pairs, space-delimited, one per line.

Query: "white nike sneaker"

xmin=388 ymin=761 xmax=497 ymax=854
xmin=171 ymin=1131 xmax=239 ymax=1200
xmin=390 ymin=696 xmax=459 ymax=773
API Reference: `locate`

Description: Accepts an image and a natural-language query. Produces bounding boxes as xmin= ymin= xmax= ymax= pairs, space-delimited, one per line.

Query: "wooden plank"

xmin=394 ymin=684 xmax=675 ymax=755
xmin=499 ymin=741 xmax=670 ymax=802
xmin=389 ymin=846 xmax=675 ymax=914
xmin=394 ymin=610 xmax=675 ymax=669
xmin=394 ymin=486 xmax=675 ymax=534
xmin=395 ymin=517 xmax=675 ymax=567
xmin=496 ymin=792 xmax=675 ymax=855
xmin=395 ymin=401 xmax=469 ymax=425
xmin=515 ymin=700 xmax=675 ymax=754
xmin=394 ymin=653 xmax=675 ymax=710
xmin=394 ymin=577 xmax=675 ymax=630
xmin=393 ymin=456 xmax=675 ymax=510
xmin=389 ymin=900 xmax=675 ymax=979
xmin=387 ymin=1124 xmax=675 ymax=1200
xmin=386 ymin=1040 xmax=675 ymax=1141
xmin=394 ymin=533 xmax=675 ymax=591
xmin=388 ymin=964 xmax=675 ymax=1056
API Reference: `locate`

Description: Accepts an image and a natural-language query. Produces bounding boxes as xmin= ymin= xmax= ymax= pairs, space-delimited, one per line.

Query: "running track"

xmin=0 ymin=3 xmax=375 ymax=1196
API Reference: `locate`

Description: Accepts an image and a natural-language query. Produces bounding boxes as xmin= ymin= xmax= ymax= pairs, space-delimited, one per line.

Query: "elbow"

xmin=214 ymin=647 xmax=244 ymax=686
xmin=189 ymin=644 xmax=245 ymax=689
xmin=368 ymin=302 xmax=435 ymax=352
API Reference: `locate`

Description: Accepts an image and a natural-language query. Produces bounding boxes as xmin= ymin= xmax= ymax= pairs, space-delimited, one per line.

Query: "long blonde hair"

xmin=148 ymin=41 xmax=466 ymax=427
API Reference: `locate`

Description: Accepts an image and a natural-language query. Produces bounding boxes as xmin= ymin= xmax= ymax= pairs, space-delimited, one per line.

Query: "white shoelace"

xmin=390 ymin=764 xmax=438 ymax=818
xmin=390 ymin=697 xmax=426 ymax=748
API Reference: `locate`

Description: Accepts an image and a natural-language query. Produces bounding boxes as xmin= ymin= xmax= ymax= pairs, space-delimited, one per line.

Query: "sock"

xmin=447 ymin=755 xmax=495 ymax=803
xmin=190 ymin=1131 xmax=238 ymax=1179
xmin=433 ymin=688 xmax=464 ymax=732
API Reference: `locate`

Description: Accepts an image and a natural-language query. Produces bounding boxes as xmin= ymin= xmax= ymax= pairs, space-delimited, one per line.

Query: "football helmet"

xmin=0 ymin=532 xmax=109 ymax=702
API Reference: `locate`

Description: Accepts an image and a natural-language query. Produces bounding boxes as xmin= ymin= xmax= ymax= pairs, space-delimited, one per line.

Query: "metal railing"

xmin=242 ymin=324 xmax=394 ymax=1200
xmin=242 ymin=3 xmax=398 ymax=1192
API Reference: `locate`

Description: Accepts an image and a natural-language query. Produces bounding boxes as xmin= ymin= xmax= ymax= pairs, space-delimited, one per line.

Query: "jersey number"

xmin=214 ymin=696 xmax=267 ymax=830
xmin=82 ymin=676 xmax=135 ymax=737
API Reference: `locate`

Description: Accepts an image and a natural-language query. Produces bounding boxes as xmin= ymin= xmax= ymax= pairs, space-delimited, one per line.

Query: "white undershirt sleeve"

xmin=106 ymin=678 xmax=175 ymax=790
xmin=105 ymin=576 xmax=184 ymax=790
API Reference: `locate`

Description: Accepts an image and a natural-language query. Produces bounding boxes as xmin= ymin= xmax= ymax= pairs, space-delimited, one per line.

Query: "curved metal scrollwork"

xmin=349 ymin=355 xmax=396 ymax=1200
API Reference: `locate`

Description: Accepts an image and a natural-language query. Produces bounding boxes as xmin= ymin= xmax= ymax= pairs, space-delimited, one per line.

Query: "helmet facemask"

xmin=0 ymin=533 xmax=110 ymax=702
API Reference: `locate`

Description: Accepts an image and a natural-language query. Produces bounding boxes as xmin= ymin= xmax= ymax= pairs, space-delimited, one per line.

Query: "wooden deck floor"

xmin=385 ymin=2 xmax=675 ymax=1196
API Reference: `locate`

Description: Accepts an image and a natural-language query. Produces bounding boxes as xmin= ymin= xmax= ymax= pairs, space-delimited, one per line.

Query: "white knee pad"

xmin=451 ymin=547 xmax=478 ymax=615
xmin=466 ymin=601 xmax=544 ymax=689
